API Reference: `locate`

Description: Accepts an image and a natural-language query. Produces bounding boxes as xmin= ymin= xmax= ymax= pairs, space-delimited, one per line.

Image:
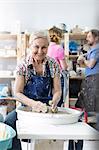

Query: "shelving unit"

xmin=0 ymin=33 xmax=31 ymax=112
xmin=64 ymin=33 xmax=87 ymax=108
xmin=64 ymin=33 xmax=87 ymax=55
xmin=17 ymin=33 xmax=30 ymax=61
xmin=0 ymin=34 xmax=18 ymax=109
xmin=0 ymin=75 xmax=15 ymax=79
xmin=0 ymin=33 xmax=17 ymax=61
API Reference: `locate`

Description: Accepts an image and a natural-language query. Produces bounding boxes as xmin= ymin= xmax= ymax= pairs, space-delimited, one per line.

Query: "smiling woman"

xmin=30 ymin=38 xmax=49 ymax=63
xmin=29 ymin=31 xmax=50 ymax=64
xmin=4 ymin=30 xmax=62 ymax=150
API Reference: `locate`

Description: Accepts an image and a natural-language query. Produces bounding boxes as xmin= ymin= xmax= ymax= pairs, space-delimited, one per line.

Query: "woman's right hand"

xmin=32 ymin=101 xmax=48 ymax=113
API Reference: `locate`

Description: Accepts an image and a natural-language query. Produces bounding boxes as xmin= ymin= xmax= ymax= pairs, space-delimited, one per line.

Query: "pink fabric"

xmin=47 ymin=42 xmax=65 ymax=69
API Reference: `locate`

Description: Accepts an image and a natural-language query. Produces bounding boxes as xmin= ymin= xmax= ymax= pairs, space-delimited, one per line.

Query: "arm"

xmin=14 ymin=75 xmax=36 ymax=107
xmin=51 ymin=75 xmax=62 ymax=109
xmin=77 ymin=54 xmax=97 ymax=68
xmin=14 ymin=75 xmax=47 ymax=112
xmin=58 ymin=47 xmax=68 ymax=70
xmin=83 ymin=58 xmax=96 ymax=68
xmin=60 ymin=58 xmax=68 ymax=70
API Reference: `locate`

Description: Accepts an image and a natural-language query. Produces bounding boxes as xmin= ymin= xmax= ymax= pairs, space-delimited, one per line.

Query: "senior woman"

xmin=4 ymin=30 xmax=62 ymax=150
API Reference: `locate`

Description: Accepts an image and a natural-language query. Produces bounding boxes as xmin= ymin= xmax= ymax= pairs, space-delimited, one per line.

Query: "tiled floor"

xmin=21 ymin=140 xmax=99 ymax=150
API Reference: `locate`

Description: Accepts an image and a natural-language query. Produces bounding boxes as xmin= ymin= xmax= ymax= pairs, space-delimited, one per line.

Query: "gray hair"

xmin=29 ymin=30 xmax=50 ymax=45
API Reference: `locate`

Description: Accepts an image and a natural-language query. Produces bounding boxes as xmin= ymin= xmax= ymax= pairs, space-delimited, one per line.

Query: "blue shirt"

xmin=85 ymin=43 xmax=99 ymax=77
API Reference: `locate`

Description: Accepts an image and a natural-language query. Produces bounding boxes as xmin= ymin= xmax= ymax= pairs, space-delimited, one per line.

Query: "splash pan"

xmin=16 ymin=106 xmax=83 ymax=125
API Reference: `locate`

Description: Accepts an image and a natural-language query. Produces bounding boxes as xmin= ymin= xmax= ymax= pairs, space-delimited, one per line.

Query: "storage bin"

xmin=0 ymin=123 xmax=16 ymax=150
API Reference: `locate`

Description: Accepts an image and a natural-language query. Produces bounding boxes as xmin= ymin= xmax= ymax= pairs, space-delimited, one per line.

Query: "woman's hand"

xmin=32 ymin=101 xmax=48 ymax=113
xmin=49 ymin=100 xmax=58 ymax=113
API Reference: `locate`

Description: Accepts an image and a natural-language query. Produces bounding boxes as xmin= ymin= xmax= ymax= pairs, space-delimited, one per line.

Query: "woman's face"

xmin=30 ymin=38 xmax=49 ymax=61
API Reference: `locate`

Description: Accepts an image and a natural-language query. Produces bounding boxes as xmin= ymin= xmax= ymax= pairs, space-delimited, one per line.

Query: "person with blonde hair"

xmin=47 ymin=26 xmax=68 ymax=106
xmin=48 ymin=26 xmax=67 ymax=71
xmin=4 ymin=30 xmax=62 ymax=150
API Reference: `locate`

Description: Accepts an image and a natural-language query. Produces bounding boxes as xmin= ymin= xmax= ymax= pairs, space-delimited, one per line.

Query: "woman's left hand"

xmin=49 ymin=100 xmax=58 ymax=113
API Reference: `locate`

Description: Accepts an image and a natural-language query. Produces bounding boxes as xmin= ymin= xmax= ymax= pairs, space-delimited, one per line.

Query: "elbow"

xmin=88 ymin=64 xmax=95 ymax=69
xmin=13 ymin=88 xmax=17 ymax=97
xmin=86 ymin=59 xmax=96 ymax=69
xmin=14 ymin=90 xmax=22 ymax=98
xmin=14 ymin=87 xmax=18 ymax=97
xmin=14 ymin=91 xmax=19 ymax=98
xmin=14 ymin=85 xmax=24 ymax=98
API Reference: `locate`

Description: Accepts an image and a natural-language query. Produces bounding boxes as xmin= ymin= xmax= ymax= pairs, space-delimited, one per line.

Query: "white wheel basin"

xmin=16 ymin=106 xmax=83 ymax=125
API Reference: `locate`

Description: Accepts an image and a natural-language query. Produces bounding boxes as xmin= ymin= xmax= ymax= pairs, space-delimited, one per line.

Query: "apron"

xmin=75 ymin=74 xmax=99 ymax=112
xmin=23 ymin=62 xmax=53 ymax=105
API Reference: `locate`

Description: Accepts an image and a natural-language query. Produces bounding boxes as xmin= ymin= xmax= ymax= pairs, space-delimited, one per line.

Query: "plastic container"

xmin=0 ymin=123 xmax=16 ymax=150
